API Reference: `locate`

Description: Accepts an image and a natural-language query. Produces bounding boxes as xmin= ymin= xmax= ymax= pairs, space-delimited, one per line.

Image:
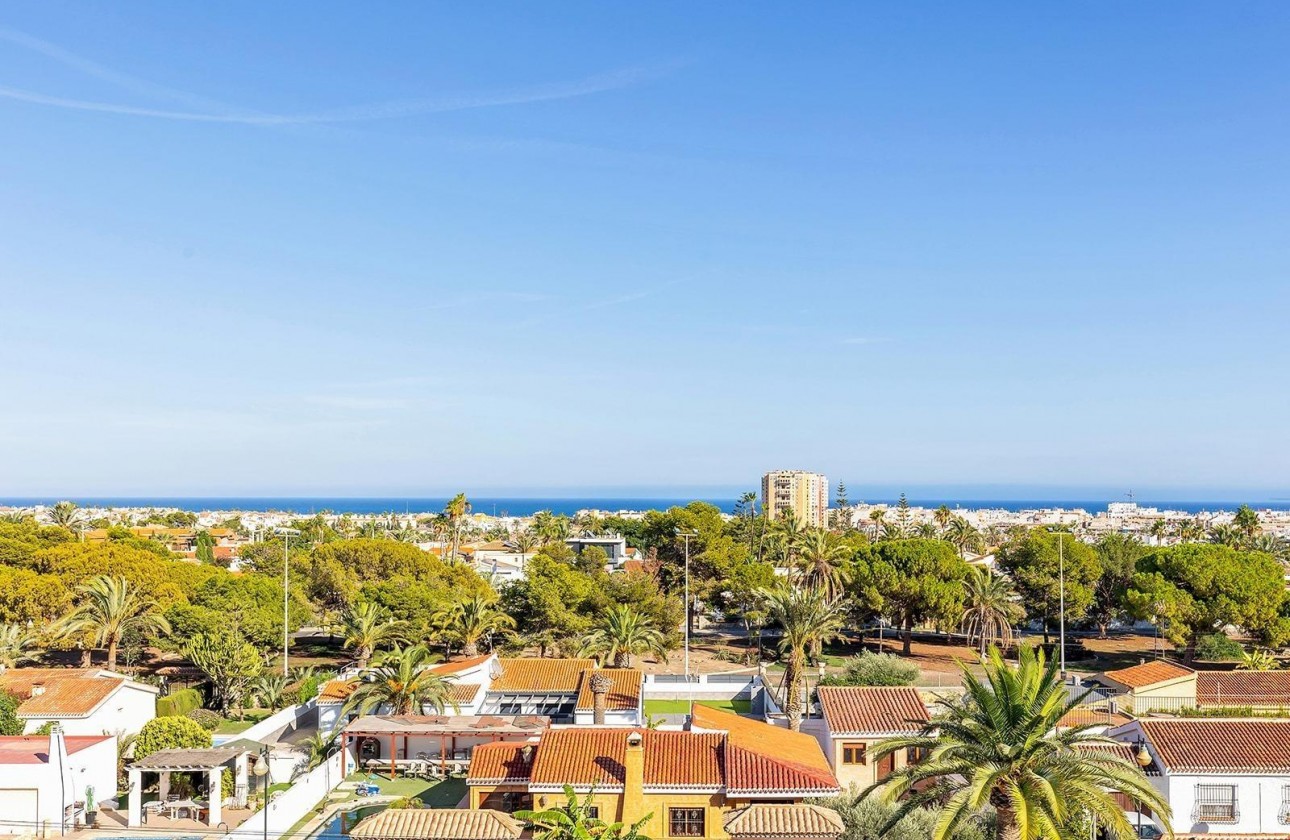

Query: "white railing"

xmin=642 ymin=673 xmax=758 ymax=700
xmin=230 ymin=750 xmax=342 ymax=840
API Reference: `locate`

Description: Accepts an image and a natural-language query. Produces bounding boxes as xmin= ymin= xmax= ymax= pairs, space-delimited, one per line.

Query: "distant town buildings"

xmin=761 ymin=470 xmax=829 ymax=527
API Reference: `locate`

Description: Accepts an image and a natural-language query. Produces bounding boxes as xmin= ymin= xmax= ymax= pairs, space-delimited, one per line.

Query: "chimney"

xmin=589 ymin=671 xmax=611 ymax=726
xmin=30 ymin=684 xmax=45 ymax=698
xmin=622 ymin=731 xmax=645 ymax=826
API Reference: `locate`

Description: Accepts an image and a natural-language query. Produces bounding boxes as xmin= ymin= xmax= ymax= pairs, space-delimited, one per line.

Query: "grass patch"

xmin=644 ymin=698 xmax=752 ymax=715
xmin=214 ymin=708 xmax=274 ymax=734
xmin=343 ymin=773 xmax=467 ymax=807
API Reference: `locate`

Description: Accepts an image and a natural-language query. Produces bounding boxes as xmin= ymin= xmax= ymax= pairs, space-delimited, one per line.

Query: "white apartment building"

xmin=761 ymin=470 xmax=828 ymax=528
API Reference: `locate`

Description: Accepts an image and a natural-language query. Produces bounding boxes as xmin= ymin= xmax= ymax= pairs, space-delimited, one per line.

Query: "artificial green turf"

xmin=343 ymin=773 xmax=467 ymax=806
xmin=643 ymin=698 xmax=752 ymax=715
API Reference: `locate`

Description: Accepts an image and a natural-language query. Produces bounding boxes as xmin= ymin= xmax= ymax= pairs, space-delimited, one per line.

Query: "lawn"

xmin=214 ymin=708 xmax=274 ymax=734
xmin=343 ymin=773 xmax=467 ymax=807
xmin=643 ymin=698 xmax=752 ymax=715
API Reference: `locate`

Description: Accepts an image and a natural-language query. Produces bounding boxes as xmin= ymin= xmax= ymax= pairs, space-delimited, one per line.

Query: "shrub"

xmin=32 ymin=721 xmax=55 ymax=736
xmin=294 ymin=674 xmax=323 ymax=706
xmin=135 ymin=715 xmax=211 ymax=760
xmin=820 ymin=794 xmax=994 ymax=840
xmin=186 ymin=708 xmax=222 ymax=731
xmin=0 ymin=691 xmax=23 ymax=736
xmin=389 ymin=796 xmax=424 ymax=809
xmin=820 ymin=652 xmax=919 ymax=687
xmin=156 ymin=688 xmax=202 ymax=718
xmin=1195 ymin=633 xmax=1243 ymax=662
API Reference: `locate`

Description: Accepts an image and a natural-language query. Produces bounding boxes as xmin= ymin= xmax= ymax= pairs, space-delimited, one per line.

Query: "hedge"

xmin=156 ymin=687 xmax=202 ymax=718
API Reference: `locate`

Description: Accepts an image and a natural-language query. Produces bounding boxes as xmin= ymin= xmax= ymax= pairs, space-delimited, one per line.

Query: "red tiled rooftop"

xmin=1100 ymin=660 xmax=1194 ymax=690
xmin=492 ymin=658 xmax=594 ymax=692
xmin=574 ymin=669 xmax=642 ymax=712
xmin=432 ymin=654 xmax=494 ymax=677
xmin=690 ymin=705 xmax=838 ymax=794
xmin=1140 ymin=719 xmax=1290 ymax=773
xmin=0 ymin=735 xmax=112 ymax=764
xmin=816 ymin=686 xmax=928 ymax=735
xmin=468 ymin=741 xmax=535 ymax=783
xmin=1197 ymin=671 xmax=1290 ymax=707
xmin=526 ymin=728 xmax=725 ymax=788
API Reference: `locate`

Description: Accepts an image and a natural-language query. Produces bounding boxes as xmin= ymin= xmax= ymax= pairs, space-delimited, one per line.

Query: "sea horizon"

xmin=2 ymin=494 xmax=1288 ymax=517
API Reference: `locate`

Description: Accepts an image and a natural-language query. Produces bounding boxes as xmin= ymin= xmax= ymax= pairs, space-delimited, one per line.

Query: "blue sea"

xmin=2 ymin=495 xmax=1288 ymax=516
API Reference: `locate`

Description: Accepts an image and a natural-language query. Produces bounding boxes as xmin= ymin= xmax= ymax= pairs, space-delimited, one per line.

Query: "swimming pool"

xmin=312 ymin=804 xmax=388 ymax=839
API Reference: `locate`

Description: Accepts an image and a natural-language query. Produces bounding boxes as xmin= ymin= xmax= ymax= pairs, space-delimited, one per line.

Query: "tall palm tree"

xmin=1148 ymin=519 xmax=1171 ymax=545
xmin=0 ymin=623 xmax=38 ymax=669
xmin=444 ymin=493 xmax=471 ymax=562
xmin=47 ymin=500 xmax=82 ymax=530
xmin=960 ymin=569 xmax=1023 ymax=656
xmin=340 ymin=602 xmax=408 ymax=668
xmin=866 ymin=647 xmax=1171 ymax=840
xmin=341 ymin=645 xmax=459 ymax=716
xmin=1208 ymin=523 xmax=1243 ymax=548
xmin=933 ymin=505 xmax=954 ymax=531
xmin=436 ymin=593 xmax=515 ymax=657
xmin=945 ymin=518 xmax=983 ymax=558
xmin=65 ymin=576 xmax=170 ymax=669
xmin=579 ymin=605 xmax=669 ymax=667
xmin=252 ymin=674 xmax=290 ymax=710
xmin=868 ymin=508 xmax=886 ymax=539
xmin=793 ymin=528 xmax=852 ymax=601
xmin=758 ymin=584 xmax=845 ymax=731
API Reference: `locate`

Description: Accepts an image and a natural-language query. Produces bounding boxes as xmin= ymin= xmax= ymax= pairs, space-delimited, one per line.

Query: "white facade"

xmin=0 ymin=731 xmax=118 ymax=835
xmin=21 ymin=677 xmax=158 ymax=737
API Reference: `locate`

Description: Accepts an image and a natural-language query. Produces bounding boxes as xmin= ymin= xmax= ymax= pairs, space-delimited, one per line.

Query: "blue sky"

xmin=1 ymin=3 xmax=1288 ymax=498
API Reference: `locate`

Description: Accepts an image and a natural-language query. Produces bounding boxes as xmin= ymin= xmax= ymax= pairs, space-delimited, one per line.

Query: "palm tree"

xmin=444 ymin=493 xmax=471 ymax=562
xmin=302 ymin=729 xmax=339 ymax=771
xmin=340 ymin=602 xmax=408 ymax=668
xmin=960 ymin=569 xmax=1023 ymax=656
xmin=1238 ymin=648 xmax=1279 ymax=671
xmin=516 ymin=784 xmax=650 ymax=840
xmin=436 ymin=593 xmax=515 ymax=657
xmin=65 ymin=576 xmax=170 ymax=668
xmin=1148 ymin=519 xmax=1171 ymax=545
xmin=933 ymin=505 xmax=954 ymax=531
xmin=0 ymin=623 xmax=38 ymax=669
xmin=1233 ymin=504 xmax=1262 ymax=541
xmin=758 ymin=584 xmax=845 ymax=731
xmin=945 ymin=517 xmax=983 ymax=558
xmin=341 ymin=645 xmax=459 ymax=716
xmin=868 ymin=508 xmax=886 ymax=539
xmin=47 ymin=500 xmax=82 ymax=530
xmin=1208 ymin=523 xmax=1244 ymax=548
xmin=252 ymin=674 xmax=290 ymax=710
xmin=867 ymin=646 xmax=1171 ymax=840
xmin=793 ymin=528 xmax=851 ymax=601
xmin=532 ymin=510 xmax=571 ymax=545
xmin=1176 ymin=518 xmax=1206 ymax=543
xmin=579 ymin=605 xmax=668 ymax=667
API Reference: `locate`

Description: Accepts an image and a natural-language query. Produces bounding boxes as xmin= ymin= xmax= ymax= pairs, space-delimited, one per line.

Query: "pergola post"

xmin=235 ymin=755 xmax=249 ymax=807
xmin=207 ymin=766 xmax=222 ymax=826
xmin=127 ymin=768 xmax=143 ymax=827
xmin=389 ymin=734 xmax=396 ymax=778
xmin=158 ymin=772 xmax=170 ymax=802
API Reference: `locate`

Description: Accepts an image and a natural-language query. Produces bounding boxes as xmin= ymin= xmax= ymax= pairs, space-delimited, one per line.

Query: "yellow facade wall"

xmin=470 ymin=784 xmax=736 ymax=840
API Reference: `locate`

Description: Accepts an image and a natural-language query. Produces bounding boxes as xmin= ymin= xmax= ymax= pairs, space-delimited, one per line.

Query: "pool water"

xmin=313 ymin=804 xmax=388 ymax=839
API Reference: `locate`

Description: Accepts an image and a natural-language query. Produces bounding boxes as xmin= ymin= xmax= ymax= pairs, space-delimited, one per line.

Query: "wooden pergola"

xmin=341 ymin=714 xmax=548 ymax=778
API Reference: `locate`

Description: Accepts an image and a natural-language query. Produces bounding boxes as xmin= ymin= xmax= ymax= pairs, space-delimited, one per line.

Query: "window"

xmin=669 ymin=808 xmax=705 ymax=837
xmin=842 ymin=743 xmax=867 ymax=765
xmin=906 ymin=746 xmax=930 ymax=764
xmin=586 ymin=807 xmax=600 ymax=819
xmin=481 ymin=792 xmax=532 ymax=814
xmin=1194 ymin=784 xmax=1237 ymax=823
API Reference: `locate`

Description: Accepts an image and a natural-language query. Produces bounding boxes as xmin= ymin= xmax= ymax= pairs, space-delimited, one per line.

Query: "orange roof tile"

xmin=15 ymin=676 xmax=124 ymax=718
xmin=432 ymin=654 xmax=494 ymax=677
xmin=1074 ymin=742 xmax=1143 ymax=765
xmin=574 ymin=669 xmax=642 ymax=711
xmin=493 ymin=658 xmax=594 ymax=692
xmin=449 ymin=683 xmax=482 ymax=705
xmin=723 ymin=805 xmax=845 ymax=839
xmin=0 ymin=668 xmax=95 ymax=698
xmin=1100 ymin=660 xmax=1194 ymax=690
xmin=318 ymin=679 xmax=358 ymax=704
xmin=0 ymin=735 xmax=112 ymax=764
xmin=467 ymin=741 xmax=536 ymax=783
xmin=1057 ymin=708 xmax=1134 ymax=729
xmin=1197 ymin=671 xmax=1290 ymax=707
xmin=691 ymin=705 xmax=838 ymax=794
xmin=351 ymin=808 xmax=524 ymax=840
xmin=1140 ymin=719 xmax=1290 ymax=773
xmin=526 ymin=728 xmax=725 ymax=789
xmin=816 ymin=686 xmax=928 ymax=735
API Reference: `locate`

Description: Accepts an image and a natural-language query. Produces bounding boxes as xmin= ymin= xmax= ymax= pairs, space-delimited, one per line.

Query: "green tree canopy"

xmin=863 ymin=538 xmax=970 ymax=654
xmin=1127 ymin=543 xmax=1289 ymax=656
xmin=135 ymin=715 xmax=212 ymax=760
xmin=995 ymin=529 xmax=1100 ymax=642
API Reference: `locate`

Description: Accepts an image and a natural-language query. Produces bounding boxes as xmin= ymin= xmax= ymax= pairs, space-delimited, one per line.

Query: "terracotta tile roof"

xmin=351 ymin=809 xmax=523 ymax=840
xmin=1074 ymin=742 xmax=1142 ymax=765
xmin=317 ymin=679 xmax=357 ymax=704
xmin=1197 ymin=672 xmax=1290 ymax=707
xmin=574 ymin=669 xmax=642 ymax=711
xmin=1100 ymin=660 xmax=1194 ymax=690
xmin=0 ymin=735 xmax=112 ymax=765
xmin=493 ymin=658 xmax=595 ymax=692
xmin=432 ymin=654 xmax=495 ymax=677
xmin=467 ymin=741 xmax=536 ymax=783
xmin=449 ymin=683 xmax=482 ymax=705
xmin=1140 ymin=719 xmax=1290 ymax=773
xmin=525 ymin=728 xmax=725 ymax=789
xmin=691 ymin=705 xmax=838 ymax=795
xmin=723 ymin=805 xmax=845 ymax=839
xmin=1057 ymin=708 xmax=1134 ymax=729
xmin=15 ymin=676 xmax=124 ymax=718
xmin=0 ymin=668 xmax=95 ymax=698
xmin=816 ymin=686 xmax=929 ymax=735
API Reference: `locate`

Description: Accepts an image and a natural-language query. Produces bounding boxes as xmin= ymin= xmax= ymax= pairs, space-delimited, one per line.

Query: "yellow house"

xmin=1090 ymin=660 xmax=1195 ymax=714
xmin=814 ymin=686 xmax=929 ymax=789
xmin=466 ymin=706 xmax=841 ymax=840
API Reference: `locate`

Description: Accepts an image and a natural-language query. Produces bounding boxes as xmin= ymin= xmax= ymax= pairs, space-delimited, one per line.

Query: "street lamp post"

xmin=253 ymin=748 xmax=270 ymax=840
xmin=275 ymin=528 xmax=301 ymax=678
xmin=676 ymin=531 xmax=697 ymax=713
